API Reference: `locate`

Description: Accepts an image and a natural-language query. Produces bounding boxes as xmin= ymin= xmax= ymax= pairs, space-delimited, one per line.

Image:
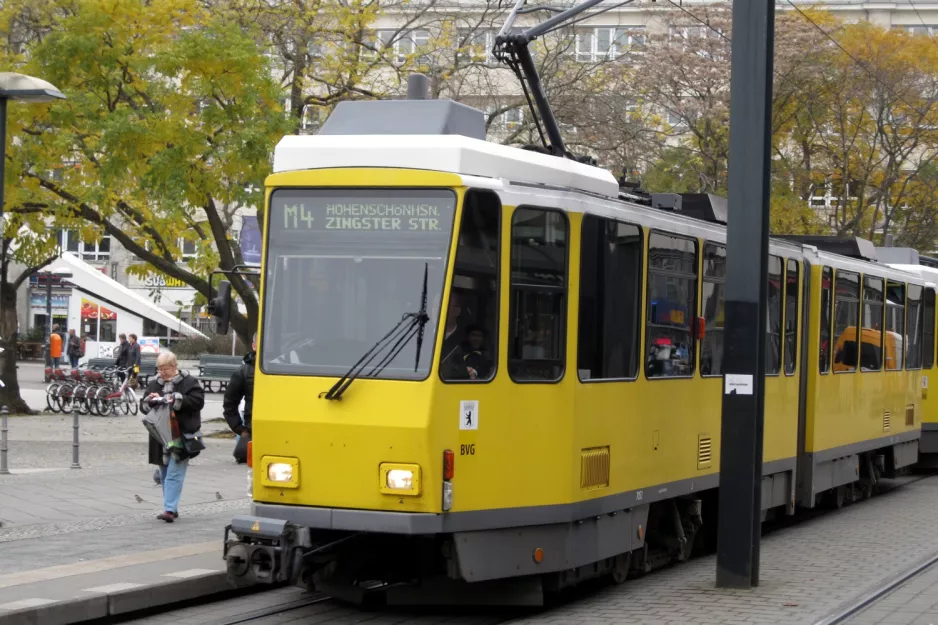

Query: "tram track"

xmin=209 ymin=594 xmax=334 ymax=625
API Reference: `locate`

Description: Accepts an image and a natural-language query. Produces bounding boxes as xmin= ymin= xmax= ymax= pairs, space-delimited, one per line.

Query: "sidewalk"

xmin=0 ymin=409 xmax=250 ymax=624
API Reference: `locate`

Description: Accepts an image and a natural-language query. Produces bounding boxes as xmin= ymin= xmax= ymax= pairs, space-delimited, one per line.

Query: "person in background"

xmin=140 ymin=351 xmax=205 ymax=523
xmin=223 ymin=333 xmax=256 ymax=464
xmin=67 ymin=329 xmax=82 ymax=368
xmin=128 ymin=333 xmax=142 ymax=387
xmin=49 ymin=324 xmax=63 ymax=369
xmin=115 ymin=333 xmax=131 ymax=382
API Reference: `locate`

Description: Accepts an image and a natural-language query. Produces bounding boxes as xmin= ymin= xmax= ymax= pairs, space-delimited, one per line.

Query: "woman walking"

xmin=140 ymin=351 xmax=205 ymax=523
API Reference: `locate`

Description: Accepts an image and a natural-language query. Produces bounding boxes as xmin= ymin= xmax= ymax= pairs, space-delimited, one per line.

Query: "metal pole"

xmin=70 ymin=401 xmax=80 ymax=469
xmin=0 ymin=406 xmax=9 ymax=475
xmin=45 ymin=274 xmax=52 ymax=367
xmin=716 ymin=0 xmax=775 ymax=589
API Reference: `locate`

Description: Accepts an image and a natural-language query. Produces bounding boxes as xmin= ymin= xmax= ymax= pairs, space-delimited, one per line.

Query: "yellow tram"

xmin=220 ymin=95 xmax=931 ymax=603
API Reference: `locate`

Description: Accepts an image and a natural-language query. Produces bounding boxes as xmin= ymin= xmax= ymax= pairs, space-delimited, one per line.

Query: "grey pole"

xmin=716 ymin=0 xmax=775 ymax=589
xmin=70 ymin=400 xmax=80 ymax=469
xmin=0 ymin=405 xmax=9 ymax=475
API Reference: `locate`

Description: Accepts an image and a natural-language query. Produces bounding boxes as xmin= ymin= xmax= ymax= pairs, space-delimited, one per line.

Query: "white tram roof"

xmin=272 ymin=134 xmax=621 ymax=199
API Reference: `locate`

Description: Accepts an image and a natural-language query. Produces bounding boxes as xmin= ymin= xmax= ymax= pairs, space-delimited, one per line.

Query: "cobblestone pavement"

xmin=0 ymin=372 xmax=248 ymax=573
xmin=842 ymin=561 xmax=938 ymax=625
xmin=123 ymin=475 xmax=938 ymax=625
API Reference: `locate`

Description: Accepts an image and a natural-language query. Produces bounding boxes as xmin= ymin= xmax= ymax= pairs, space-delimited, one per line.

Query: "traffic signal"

xmin=208 ymin=280 xmax=232 ymax=335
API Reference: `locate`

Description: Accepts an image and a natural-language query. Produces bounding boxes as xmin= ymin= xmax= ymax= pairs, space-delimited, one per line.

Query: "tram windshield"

xmin=261 ymin=188 xmax=457 ymax=380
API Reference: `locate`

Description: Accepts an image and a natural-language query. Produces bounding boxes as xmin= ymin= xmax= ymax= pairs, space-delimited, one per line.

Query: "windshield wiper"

xmin=320 ymin=264 xmax=430 ymax=401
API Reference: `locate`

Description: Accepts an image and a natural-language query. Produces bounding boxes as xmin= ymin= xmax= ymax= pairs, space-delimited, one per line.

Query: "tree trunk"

xmin=0 ymin=282 xmax=32 ymax=414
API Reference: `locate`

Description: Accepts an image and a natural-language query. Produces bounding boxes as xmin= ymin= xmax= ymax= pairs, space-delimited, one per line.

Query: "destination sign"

xmin=282 ymin=202 xmax=445 ymax=232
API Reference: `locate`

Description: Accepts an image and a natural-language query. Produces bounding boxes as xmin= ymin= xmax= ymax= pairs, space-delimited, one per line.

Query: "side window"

xmin=861 ymin=276 xmax=884 ymax=372
xmin=440 ymin=190 xmax=500 ymax=382
xmin=767 ymin=256 xmax=782 ymax=375
xmin=784 ymin=260 xmax=799 ymax=375
xmin=833 ymin=270 xmax=860 ymax=373
xmin=820 ymin=267 xmax=832 ymax=374
xmin=907 ymin=284 xmax=924 ymax=370
xmin=577 ymin=216 xmax=643 ymax=381
xmin=645 ymin=232 xmax=697 ymax=379
xmin=886 ymin=281 xmax=905 ymax=371
xmin=925 ymin=288 xmax=936 ymax=369
xmin=508 ymin=207 xmax=568 ymax=382
xmin=700 ymin=243 xmax=726 ymax=377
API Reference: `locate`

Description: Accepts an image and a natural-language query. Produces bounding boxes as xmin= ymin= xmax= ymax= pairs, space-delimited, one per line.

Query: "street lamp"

xmin=0 ymin=73 xmax=65 ymax=385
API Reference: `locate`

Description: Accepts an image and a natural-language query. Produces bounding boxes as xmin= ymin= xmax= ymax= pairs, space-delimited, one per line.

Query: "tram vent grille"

xmin=697 ymin=435 xmax=713 ymax=470
xmin=883 ymin=411 xmax=891 ymax=432
xmin=580 ymin=447 xmax=610 ymax=490
xmin=906 ymin=404 xmax=915 ymax=426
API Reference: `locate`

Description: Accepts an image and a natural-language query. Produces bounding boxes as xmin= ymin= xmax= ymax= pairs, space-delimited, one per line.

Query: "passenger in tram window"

xmin=442 ymin=325 xmax=492 ymax=381
xmin=440 ymin=291 xmax=464 ymax=365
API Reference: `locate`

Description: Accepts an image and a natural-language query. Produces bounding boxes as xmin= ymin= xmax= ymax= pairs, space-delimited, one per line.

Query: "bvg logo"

xmin=460 ymin=444 xmax=475 ymax=456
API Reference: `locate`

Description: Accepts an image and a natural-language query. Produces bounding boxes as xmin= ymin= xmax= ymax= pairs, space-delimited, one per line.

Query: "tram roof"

xmin=271 ymin=134 xmax=621 ymax=198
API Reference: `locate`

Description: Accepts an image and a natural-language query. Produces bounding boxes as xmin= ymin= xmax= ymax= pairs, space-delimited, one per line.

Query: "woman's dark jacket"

xmin=141 ymin=372 xmax=205 ymax=465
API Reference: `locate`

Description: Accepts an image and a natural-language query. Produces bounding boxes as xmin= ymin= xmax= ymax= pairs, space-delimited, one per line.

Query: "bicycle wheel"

xmin=125 ymin=388 xmax=138 ymax=416
xmin=46 ymin=384 xmax=60 ymax=413
xmin=75 ymin=384 xmax=91 ymax=415
xmin=95 ymin=385 xmax=114 ymax=416
xmin=86 ymin=384 xmax=100 ymax=416
xmin=58 ymin=386 xmax=73 ymax=413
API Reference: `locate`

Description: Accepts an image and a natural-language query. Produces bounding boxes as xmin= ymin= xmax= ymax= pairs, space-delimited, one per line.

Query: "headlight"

xmin=379 ymin=463 xmax=421 ymax=495
xmin=267 ymin=463 xmax=293 ymax=482
xmin=386 ymin=469 xmax=413 ymax=490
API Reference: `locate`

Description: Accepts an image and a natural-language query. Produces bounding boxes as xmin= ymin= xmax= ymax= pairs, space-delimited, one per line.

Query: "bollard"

xmin=0 ymin=406 xmax=8 ymax=475
xmin=70 ymin=401 xmax=81 ymax=470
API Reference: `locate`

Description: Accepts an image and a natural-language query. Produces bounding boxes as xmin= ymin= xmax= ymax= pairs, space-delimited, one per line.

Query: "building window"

xmin=576 ymin=26 xmax=644 ymax=62
xmin=362 ymin=29 xmax=430 ymax=65
xmin=820 ymin=267 xmax=832 ymax=373
xmin=645 ymin=232 xmax=697 ymax=379
xmin=833 ymin=270 xmax=860 ymax=373
xmin=700 ymin=242 xmax=725 ymax=376
xmin=508 ymin=207 xmax=568 ymax=382
xmin=440 ymin=190 xmax=500 ymax=383
xmin=59 ymin=230 xmax=111 ymax=262
xmin=577 ymin=216 xmax=642 ymax=381
xmin=784 ymin=260 xmax=799 ymax=376
xmin=861 ymin=276 xmax=884 ymax=372
xmin=458 ymin=29 xmax=494 ymax=64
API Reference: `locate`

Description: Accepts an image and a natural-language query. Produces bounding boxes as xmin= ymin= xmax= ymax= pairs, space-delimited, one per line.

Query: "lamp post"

xmin=0 ymin=73 xmax=65 ymax=388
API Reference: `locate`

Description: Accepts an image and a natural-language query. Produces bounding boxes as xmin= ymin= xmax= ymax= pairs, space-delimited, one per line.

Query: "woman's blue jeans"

xmin=159 ymin=455 xmax=189 ymax=513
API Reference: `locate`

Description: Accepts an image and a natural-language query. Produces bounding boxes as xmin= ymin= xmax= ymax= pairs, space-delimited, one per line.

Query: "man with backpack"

xmin=223 ymin=333 xmax=255 ymax=464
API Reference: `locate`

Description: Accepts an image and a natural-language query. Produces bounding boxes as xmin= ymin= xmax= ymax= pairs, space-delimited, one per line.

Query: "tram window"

xmin=886 ymin=281 xmax=905 ymax=371
xmin=577 ymin=216 xmax=642 ymax=381
xmin=645 ymin=232 xmax=697 ymax=379
xmin=833 ymin=270 xmax=860 ymax=373
xmin=860 ymin=276 xmax=884 ymax=372
xmin=819 ymin=267 xmax=832 ymax=374
xmin=924 ymin=288 xmax=936 ymax=369
xmin=784 ymin=260 xmax=799 ymax=376
xmin=907 ymin=284 xmax=924 ymax=370
xmin=700 ymin=243 xmax=726 ymax=377
xmin=508 ymin=207 xmax=568 ymax=382
xmin=440 ymin=190 xmax=500 ymax=383
xmin=766 ymin=256 xmax=782 ymax=375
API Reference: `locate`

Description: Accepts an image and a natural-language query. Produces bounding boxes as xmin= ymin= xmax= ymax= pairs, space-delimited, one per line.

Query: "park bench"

xmin=197 ymin=354 xmax=243 ymax=392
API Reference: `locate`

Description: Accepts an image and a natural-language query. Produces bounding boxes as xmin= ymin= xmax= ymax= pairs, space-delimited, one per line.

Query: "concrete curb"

xmin=0 ymin=571 xmax=236 ymax=625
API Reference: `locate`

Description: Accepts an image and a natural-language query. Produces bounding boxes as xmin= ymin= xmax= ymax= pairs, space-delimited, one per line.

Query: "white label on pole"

xmin=923 ymin=376 xmax=929 ymax=389
xmin=725 ymin=374 xmax=754 ymax=395
xmin=460 ymin=400 xmax=478 ymax=430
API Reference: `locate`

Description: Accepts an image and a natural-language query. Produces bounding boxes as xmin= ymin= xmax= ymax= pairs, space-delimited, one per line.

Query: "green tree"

xmin=0 ymin=0 xmax=292 ymax=346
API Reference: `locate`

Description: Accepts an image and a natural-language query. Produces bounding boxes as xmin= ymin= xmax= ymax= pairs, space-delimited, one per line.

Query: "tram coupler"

xmin=223 ymin=515 xmax=309 ymax=587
